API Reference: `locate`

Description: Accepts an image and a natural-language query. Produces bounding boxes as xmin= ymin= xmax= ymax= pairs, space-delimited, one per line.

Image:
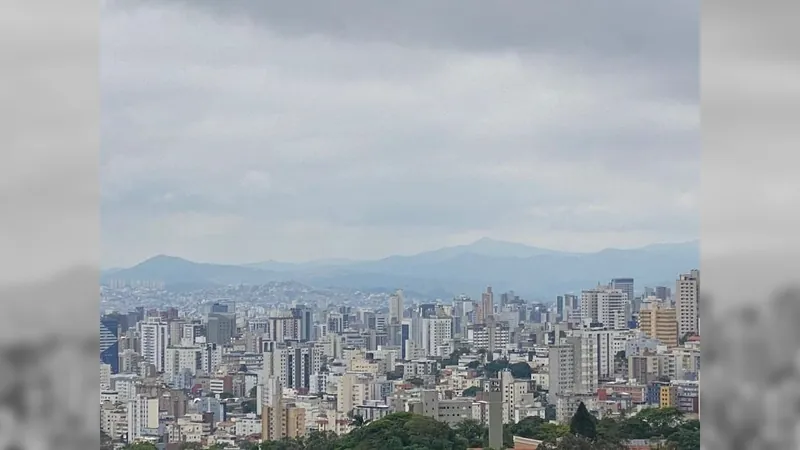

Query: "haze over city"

xmin=95 ymin=2 xmax=710 ymax=450
xmin=101 ymin=1 xmax=698 ymax=269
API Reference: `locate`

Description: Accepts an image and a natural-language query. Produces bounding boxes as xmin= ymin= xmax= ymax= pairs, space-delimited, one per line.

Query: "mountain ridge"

xmin=102 ymin=238 xmax=699 ymax=299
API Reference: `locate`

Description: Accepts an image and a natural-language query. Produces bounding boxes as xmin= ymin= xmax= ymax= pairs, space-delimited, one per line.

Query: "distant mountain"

xmin=100 ymin=255 xmax=281 ymax=288
xmin=243 ymin=258 xmax=358 ymax=272
xmin=105 ymin=239 xmax=699 ymax=299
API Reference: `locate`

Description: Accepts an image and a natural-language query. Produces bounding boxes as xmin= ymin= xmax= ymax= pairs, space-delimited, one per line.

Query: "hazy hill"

xmin=102 ymin=239 xmax=699 ymax=299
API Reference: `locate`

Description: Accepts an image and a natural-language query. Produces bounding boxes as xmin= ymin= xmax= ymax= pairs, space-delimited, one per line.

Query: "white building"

xmin=676 ymin=270 xmax=700 ymax=338
xmin=110 ymin=373 xmax=140 ymax=402
xmin=421 ymin=317 xmax=453 ymax=357
xmin=389 ymin=290 xmax=405 ymax=324
xmin=571 ymin=328 xmax=628 ymax=380
xmin=263 ymin=345 xmax=323 ymax=390
xmin=164 ymin=346 xmax=202 ymax=387
xmin=548 ymin=335 xmax=597 ymax=396
xmin=129 ymin=395 xmax=159 ymax=440
xmin=100 ymin=363 xmax=112 ymax=390
xmin=139 ymin=319 xmax=168 ymax=373
xmin=581 ymin=287 xmax=629 ymax=328
xmin=234 ymin=413 xmax=262 ymax=437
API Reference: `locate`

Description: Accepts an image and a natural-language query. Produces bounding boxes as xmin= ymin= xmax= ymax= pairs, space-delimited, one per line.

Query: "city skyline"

xmin=101 ymin=1 xmax=699 ymax=268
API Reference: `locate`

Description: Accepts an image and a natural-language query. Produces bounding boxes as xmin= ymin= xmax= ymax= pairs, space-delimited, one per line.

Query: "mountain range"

xmin=101 ymin=238 xmax=699 ymax=299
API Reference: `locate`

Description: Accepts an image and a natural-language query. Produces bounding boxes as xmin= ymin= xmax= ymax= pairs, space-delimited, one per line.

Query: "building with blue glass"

xmin=100 ymin=316 xmax=120 ymax=373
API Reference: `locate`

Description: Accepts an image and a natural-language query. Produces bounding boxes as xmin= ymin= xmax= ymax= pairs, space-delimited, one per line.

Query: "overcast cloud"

xmin=101 ymin=0 xmax=699 ymax=267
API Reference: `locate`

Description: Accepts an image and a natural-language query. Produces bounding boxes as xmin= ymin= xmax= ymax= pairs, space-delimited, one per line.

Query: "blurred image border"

xmin=0 ymin=0 xmax=99 ymax=449
xmin=701 ymin=1 xmax=800 ymax=449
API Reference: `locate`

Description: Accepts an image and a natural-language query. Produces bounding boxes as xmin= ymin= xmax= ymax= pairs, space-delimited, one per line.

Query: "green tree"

xmin=635 ymin=407 xmax=684 ymax=437
xmin=179 ymin=443 xmax=203 ymax=450
xmin=539 ymin=433 xmax=625 ymax=450
xmin=569 ymin=402 xmax=597 ymax=440
xmin=461 ymin=386 xmax=481 ymax=397
xmin=618 ymin=416 xmax=654 ymax=439
xmin=454 ymin=419 xmax=487 ymax=448
xmin=538 ymin=434 xmax=595 ymax=450
xmin=260 ymin=438 xmax=304 ymax=450
xmin=303 ymin=430 xmax=339 ymax=450
xmin=508 ymin=361 xmax=533 ymax=379
xmin=466 ymin=360 xmax=481 ymax=370
xmin=442 ymin=347 xmax=470 ymax=367
xmin=408 ymin=377 xmax=425 ymax=387
xmin=386 ymin=368 xmax=403 ymax=380
xmin=336 ymin=412 xmax=467 ymax=450
xmin=241 ymin=399 xmax=257 ymax=414
xmin=347 ymin=410 xmax=366 ymax=428
xmin=101 ymin=431 xmax=114 ymax=450
xmin=666 ymin=426 xmax=700 ymax=450
xmin=538 ymin=423 xmax=570 ymax=442
xmin=124 ymin=443 xmax=158 ymax=450
xmin=484 ymin=359 xmax=510 ymax=378
xmin=504 ymin=417 xmax=568 ymax=444
xmin=248 ymin=385 xmax=258 ymax=398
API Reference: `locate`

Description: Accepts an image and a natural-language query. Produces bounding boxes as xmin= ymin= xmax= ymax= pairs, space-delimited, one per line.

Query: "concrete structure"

xmin=389 ymin=290 xmax=404 ymax=324
xmin=263 ymin=344 xmax=323 ymax=391
xmin=676 ymin=270 xmax=700 ymax=338
xmin=405 ymin=390 xmax=472 ymax=426
xmin=138 ymin=318 xmax=168 ymax=373
xmin=549 ymin=335 xmax=598 ymax=396
xmin=580 ymin=287 xmax=629 ymax=328
xmin=638 ymin=302 xmax=678 ymax=348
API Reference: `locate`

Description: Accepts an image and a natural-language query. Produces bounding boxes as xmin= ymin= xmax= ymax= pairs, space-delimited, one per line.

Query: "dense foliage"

xmin=120 ymin=406 xmax=699 ymax=450
xmin=258 ymin=413 xmax=467 ymax=450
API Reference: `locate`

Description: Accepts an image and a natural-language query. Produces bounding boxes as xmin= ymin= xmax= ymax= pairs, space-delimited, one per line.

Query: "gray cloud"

xmin=101 ymin=1 xmax=699 ymax=267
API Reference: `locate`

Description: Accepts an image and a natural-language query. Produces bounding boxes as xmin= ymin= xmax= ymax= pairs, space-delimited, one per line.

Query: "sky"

xmin=101 ymin=0 xmax=699 ymax=268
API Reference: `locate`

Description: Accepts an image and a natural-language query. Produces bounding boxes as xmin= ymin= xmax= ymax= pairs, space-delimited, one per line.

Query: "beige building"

xmin=638 ymin=302 xmax=679 ymax=347
xmin=628 ymin=354 xmax=661 ymax=384
xmin=676 ymin=270 xmax=700 ymax=338
xmin=336 ymin=373 xmax=372 ymax=414
xmin=261 ymin=403 xmax=307 ymax=441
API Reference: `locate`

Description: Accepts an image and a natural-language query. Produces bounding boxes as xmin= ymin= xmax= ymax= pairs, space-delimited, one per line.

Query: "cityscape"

xmin=99 ymin=265 xmax=700 ymax=450
xmin=99 ymin=2 xmax=700 ymax=449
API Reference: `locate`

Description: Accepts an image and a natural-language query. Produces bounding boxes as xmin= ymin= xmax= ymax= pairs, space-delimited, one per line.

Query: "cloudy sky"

xmin=101 ymin=0 xmax=699 ymax=268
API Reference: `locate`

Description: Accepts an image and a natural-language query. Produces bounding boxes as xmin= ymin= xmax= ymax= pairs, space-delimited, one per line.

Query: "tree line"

xmin=114 ymin=403 xmax=699 ymax=450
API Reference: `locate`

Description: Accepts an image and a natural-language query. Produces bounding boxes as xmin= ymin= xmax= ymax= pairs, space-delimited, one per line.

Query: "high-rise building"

xmin=556 ymin=296 xmax=566 ymax=322
xmin=209 ymin=302 xmax=231 ymax=314
xmin=639 ymin=302 xmax=679 ymax=347
xmin=610 ymin=278 xmax=634 ymax=309
xmin=266 ymin=316 xmax=303 ymax=343
xmin=548 ymin=335 xmax=598 ymax=396
xmin=478 ymin=286 xmax=494 ymax=324
xmin=263 ymin=344 xmax=323 ymax=391
xmin=261 ymin=377 xmax=305 ymax=441
xmin=418 ymin=303 xmax=437 ymax=319
xmin=400 ymin=321 xmax=411 ymax=360
xmin=389 ymin=290 xmax=404 ymax=324
xmin=207 ymin=312 xmax=236 ymax=345
xmin=129 ymin=395 xmax=159 ymax=440
xmin=421 ymin=317 xmax=453 ymax=357
xmin=290 ymin=306 xmax=313 ymax=342
xmin=101 ymin=316 xmax=120 ymax=374
xmin=554 ymin=294 xmax=578 ymax=323
xmin=138 ymin=318 xmax=168 ymax=373
xmin=181 ymin=322 xmax=202 ymax=346
xmin=164 ymin=346 xmax=202 ymax=387
xmin=676 ymin=270 xmax=700 ymax=338
xmin=572 ymin=328 xmax=627 ymax=381
xmin=580 ymin=287 xmax=628 ymax=328
xmin=655 ymin=286 xmax=671 ymax=302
